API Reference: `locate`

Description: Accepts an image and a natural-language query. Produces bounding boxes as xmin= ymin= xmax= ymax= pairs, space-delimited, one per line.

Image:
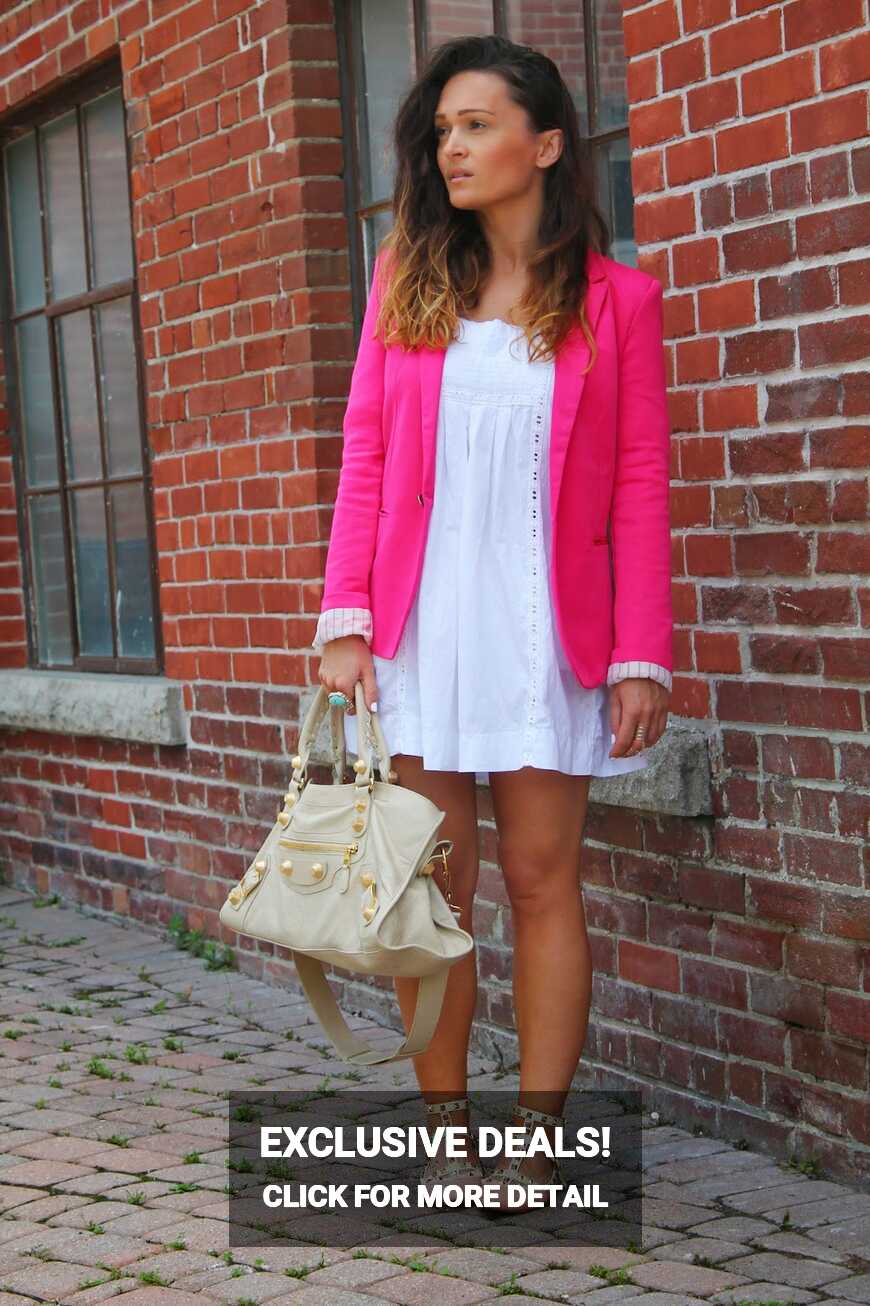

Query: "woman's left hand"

xmin=609 ymin=678 xmax=670 ymax=758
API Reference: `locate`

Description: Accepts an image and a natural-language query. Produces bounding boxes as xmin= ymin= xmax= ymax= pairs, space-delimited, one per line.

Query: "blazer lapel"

xmin=416 ymin=249 xmax=610 ymax=514
xmin=549 ymin=252 xmax=609 ymax=529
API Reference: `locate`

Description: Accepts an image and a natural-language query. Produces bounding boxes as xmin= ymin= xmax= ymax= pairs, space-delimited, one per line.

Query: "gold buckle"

xmin=417 ymin=845 xmax=452 ymax=905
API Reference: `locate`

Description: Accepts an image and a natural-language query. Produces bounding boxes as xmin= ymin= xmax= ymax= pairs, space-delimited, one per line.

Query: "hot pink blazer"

xmin=320 ymin=247 xmax=673 ymax=691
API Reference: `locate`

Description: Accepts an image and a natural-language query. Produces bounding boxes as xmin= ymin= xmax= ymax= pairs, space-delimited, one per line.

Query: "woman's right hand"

xmin=317 ymin=635 xmax=379 ymax=716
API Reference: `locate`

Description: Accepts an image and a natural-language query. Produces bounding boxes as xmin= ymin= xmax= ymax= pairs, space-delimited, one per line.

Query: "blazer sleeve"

xmin=607 ymin=276 xmax=674 ymax=678
xmin=319 ymin=251 xmax=388 ymax=612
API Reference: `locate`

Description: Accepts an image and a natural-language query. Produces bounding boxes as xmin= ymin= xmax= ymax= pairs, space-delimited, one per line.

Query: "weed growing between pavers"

xmin=786 ymin=1154 xmax=821 ymax=1178
xmin=588 ymin=1265 xmax=633 ymax=1285
xmin=167 ymin=912 xmax=235 ymax=970
xmin=86 ymin=1054 xmax=117 ymax=1077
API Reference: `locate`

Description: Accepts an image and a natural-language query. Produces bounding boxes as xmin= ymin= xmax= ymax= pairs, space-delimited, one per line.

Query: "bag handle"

xmin=292 ymin=950 xmax=449 ymax=1065
xmin=290 ymin=682 xmax=394 ymax=792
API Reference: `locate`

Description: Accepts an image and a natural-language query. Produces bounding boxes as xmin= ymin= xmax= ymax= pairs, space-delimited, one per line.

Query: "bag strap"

xmin=292 ymin=950 xmax=449 ymax=1065
xmin=291 ymin=683 xmax=394 ymax=793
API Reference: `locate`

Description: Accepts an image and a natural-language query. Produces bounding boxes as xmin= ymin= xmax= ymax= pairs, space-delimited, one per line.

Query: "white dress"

xmin=341 ymin=315 xmax=650 ymax=782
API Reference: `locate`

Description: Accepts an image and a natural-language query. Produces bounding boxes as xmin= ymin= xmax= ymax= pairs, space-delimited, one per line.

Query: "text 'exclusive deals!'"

xmin=227 ymin=1090 xmax=644 ymax=1248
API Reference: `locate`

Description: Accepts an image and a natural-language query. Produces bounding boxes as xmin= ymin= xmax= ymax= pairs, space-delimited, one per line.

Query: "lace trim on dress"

xmin=522 ymin=385 xmax=547 ymax=752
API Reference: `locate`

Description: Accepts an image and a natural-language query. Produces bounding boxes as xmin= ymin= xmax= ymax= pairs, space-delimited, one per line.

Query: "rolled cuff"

xmin=312 ymin=607 xmax=373 ymax=653
xmin=607 ymin=660 xmax=672 ymax=693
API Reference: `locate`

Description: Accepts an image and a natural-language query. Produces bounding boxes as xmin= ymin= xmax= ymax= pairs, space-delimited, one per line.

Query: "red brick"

xmin=673 ymin=237 xmax=720 ymax=286
xmin=827 ymin=991 xmax=870 ymax=1041
xmin=651 ymin=903 xmax=716 ymax=955
xmin=619 ymin=940 xmax=681 ymax=992
xmin=742 ymin=51 xmax=817 ymax=117
xmin=821 ymin=30 xmax=870 ymax=91
xmin=718 ymin=681 xmax=863 ymax=732
xmin=823 ymin=892 xmax=870 ymax=942
xmin=727 ymin=1012 xmax=788 ymax=1067
xmin=788 ymin=936 xmax=862 ymax=988
xmin=759 ymin=266 xmax=836 ymax=320
xmin=695 ymin=631 xmax=741 ymax=675
xmin=762 ymin=734 xmax=836 ymax=779
xmin=796 ymin=201 xmax=870 ymax=260
xmin=687 ymin=78 xmax=739 ymax=133
xmin=725 ymin=328 xmax=795 ymax=376
xmin=684 ymin=0 xmax=730 ymax=30
xmin=716 ymin=918 xmax=785 ymax=972
xmin=784 ymin=0 xmax=865 ymax=50
xmin=685 ymin=533 xmax=733 ymax=576
xmin=683 ymin=958 xmax=749 ymax=1009
xmin=624 ymin=0 xmax=680 ymax=56
xmin=699 ymin=280 xmax=756 ymax=330
xmin=703 ymin=385 xmax=758 ymax=431
xmin=723 ymin=220 xmax=794 ymax=271
xmin=815 ymin=530 xmax=867 ymax=572
xmin=666 ymin=135 xmax=715 ymax=186
xmin=768 ymin=587 xmax=851 ymax=626
xmin=652 ymin=993 xmax=718 ymax=1048
xmin=717 ymin=114 xmax=790 ymax=174
xmin=710 ymin=10 xmax=782 ymax=74
xmin=662 ymin=36 xmax=706 ymax=89
xmin=734 ymin=531 xmax=810 ymax=576
xmin=748 ymin=877 xmax=823 ymax=930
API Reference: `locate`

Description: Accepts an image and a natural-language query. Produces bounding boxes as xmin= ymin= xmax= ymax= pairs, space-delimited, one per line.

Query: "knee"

xmin=498 ymin=836 xmax=580 ymax=913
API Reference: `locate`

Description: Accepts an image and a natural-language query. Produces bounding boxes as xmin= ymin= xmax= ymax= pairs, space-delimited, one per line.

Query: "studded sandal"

xmin=487 ymin=1102 xmax=564 ymax=1215
xmin=418 ymin=1096 xmax=485 ymax=1195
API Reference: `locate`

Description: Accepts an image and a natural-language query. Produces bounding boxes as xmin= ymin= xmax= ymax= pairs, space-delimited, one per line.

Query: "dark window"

xmin=0 ymin=64 xmax=161 ymax=673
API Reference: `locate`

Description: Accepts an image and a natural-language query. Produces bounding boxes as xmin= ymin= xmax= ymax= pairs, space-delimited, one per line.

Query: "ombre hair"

xmin=372 ymin=33 xmax=610 ymax=366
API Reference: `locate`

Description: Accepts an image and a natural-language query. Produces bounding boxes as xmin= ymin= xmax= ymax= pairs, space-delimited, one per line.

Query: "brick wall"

xmin=613 ymin=0 xmax=869 ymax=1182
xmin=0 ymin=0 xmax=868 ymax=1186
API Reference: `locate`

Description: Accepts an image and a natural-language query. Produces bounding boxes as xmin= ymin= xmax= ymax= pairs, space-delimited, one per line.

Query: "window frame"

xmin=0 ymin=58 xmax=163 ymax=675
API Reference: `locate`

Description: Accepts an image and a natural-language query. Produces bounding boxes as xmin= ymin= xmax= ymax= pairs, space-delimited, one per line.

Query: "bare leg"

xmin=487 ymin=765 xmax=593 ymax=1180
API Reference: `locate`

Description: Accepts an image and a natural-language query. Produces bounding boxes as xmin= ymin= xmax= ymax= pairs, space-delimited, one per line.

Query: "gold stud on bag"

xmin=218 ymin=682 xmax=473 ymax=1065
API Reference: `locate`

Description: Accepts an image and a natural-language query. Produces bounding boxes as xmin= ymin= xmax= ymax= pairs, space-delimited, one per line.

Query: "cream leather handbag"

xmin=219 ymin=681 xmax=474 ymax=1065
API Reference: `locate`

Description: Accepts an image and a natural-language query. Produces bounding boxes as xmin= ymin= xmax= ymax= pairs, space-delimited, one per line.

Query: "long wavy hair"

xmin=373 ymin=34 xmax=610 ymax=366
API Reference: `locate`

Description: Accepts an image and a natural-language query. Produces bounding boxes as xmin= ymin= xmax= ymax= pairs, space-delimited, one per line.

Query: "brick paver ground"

xmin=0 ymin=884 xmax=868 ymax=1306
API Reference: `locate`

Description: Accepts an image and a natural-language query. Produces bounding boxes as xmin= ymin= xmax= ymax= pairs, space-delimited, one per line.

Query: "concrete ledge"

xmin=589 ymin=723 xmax=714 ymax=816
xmin=300 ymin=685 xmax=713 ymax=819
xmin=0 ymin=668 xmax=188 ymax=746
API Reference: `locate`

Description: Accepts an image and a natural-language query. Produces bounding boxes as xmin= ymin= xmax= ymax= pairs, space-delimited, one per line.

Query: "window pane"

xmin=362 ymin=207 xmax=395 ymax=289
xmin=96 ymin=298 xmax=143 ymax=478
xmin=58 ymin=308 xmax=101 ymax=483
xmin=505 ymin=1 xmax=589 ymax=136
xmin=70 ymin=486 xmax=112 ymax=657
xmin=84 ymin=89 xmax=134 ymax=286
xmin=592 ymin=0 xmax=628 ymax=132
xmin=426 ymin=1 xmax=495 ymax=46
xmin=16 ymin=315 xmax=57 ymax=487
xmin=29 ymin=493 xmax=73 ymax=664
xmin=357 ymin=0 xmax=415 ymax=205
xmin=4 ymin=133 xmax=46 ymax=314
xmin=110 ymin=483 xmax=156 ymax=659
xmin=596 ymin=136 xmax=636 ymax=265
xmin=43 ymin=110 xmax=87 ymax=301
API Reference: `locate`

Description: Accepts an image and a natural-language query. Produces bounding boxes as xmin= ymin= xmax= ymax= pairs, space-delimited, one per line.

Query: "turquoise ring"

xmin=328 ymin=691 xmax=351 ymax=709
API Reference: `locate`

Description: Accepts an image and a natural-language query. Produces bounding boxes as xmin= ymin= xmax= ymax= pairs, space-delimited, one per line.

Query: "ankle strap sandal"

xmin=491 ymin=1102 xmax=564 ymax=1191
xmin=419 ymin=1096 xmax=485 ymax=1187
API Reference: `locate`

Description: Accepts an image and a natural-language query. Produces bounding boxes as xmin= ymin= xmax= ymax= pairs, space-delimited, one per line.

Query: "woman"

xmin=313 ymin=34 xmax=672 ymax=1211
